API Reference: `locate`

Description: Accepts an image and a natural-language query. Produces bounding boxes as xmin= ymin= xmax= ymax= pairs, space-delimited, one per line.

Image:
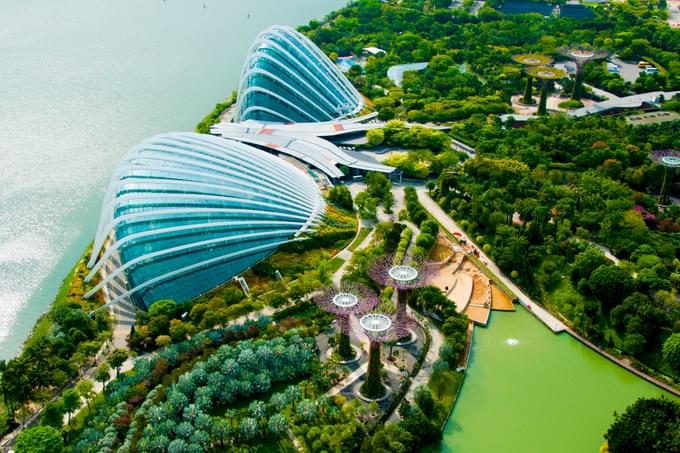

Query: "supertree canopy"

xmin=511 ymin=54 xmax=554 ymax=105
xmin=526 ymin=66 xmax=566 ymax=116
xmin=558 ymin=46 xmax=609 ymax=101
xmin=359 ymin=313 xmax=393 ymax=399
xmin=314 ymin=282 xmax=379 ymax=359
xmin=369 ymin=254 xmax=435 ymax=341
xmin=651 ymin=150 xmax=680 ymax=205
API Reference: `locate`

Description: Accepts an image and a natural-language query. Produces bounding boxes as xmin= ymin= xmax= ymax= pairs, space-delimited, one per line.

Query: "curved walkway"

xmin=387 ymin=62 xmax=428 ymax=87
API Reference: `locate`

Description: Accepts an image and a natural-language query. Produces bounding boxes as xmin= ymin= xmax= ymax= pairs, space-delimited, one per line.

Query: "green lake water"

xmin=440 ymin=307 xmax=674 ymax=453
xmin=0 ymin=0 xmax=346 ymax=359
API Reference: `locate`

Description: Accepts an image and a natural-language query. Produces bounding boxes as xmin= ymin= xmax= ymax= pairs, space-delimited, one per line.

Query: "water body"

xmin=0 ymin=0 xmax=346 ymax=359
xmin=440 ymin=308 xmax=674 ymax=453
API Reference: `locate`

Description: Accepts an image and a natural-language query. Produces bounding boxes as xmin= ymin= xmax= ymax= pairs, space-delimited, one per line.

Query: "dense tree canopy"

xmin=15 ymin=426 xmax=64 ymax=453
xmin=605 ymin=397 xmax=680 ymax=453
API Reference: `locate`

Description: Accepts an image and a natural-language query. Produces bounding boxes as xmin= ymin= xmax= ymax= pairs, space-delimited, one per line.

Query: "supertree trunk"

xmin=660 ymin=167 xmax=674 ymax=205
xmin=538 ymin=81 xmax=549 ymax=116
xmin=337 ymin=315 xmax=354 ymax=359
xmin=523 ymin=75 xmax=534 ymax=104
xmin=363 ymin=341 xmax=384 ymax=398
xmin=395 ymin=289 xmax=411 ymax=341
xmin=571 ymin=68 xmax=584 ymax=101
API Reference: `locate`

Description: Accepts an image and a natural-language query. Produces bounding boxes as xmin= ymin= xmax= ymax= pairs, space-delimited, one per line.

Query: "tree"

xmin=40 ymin=401 xmax=65 ymax=429
xmin=663 ymin=333 xmax=680 ymax=372
xmin=361 ymin=423 xmax=414 ymax=453
xmin=414 ymin=386 xmax=435 ymax=418
xmin=95 ymin=363 xmax=110 ymax=388
xmin=328 ymin=185 xmax=354 ymax=210
xmin=416 ymin=286 xmax=448 ymax=314
xmin=365 ymin=172 xmax=392 ymax=199
xmin=211 ymin=419 xmax=233 ymax=449
xmin=571 ymin=247 xmax=608 ymax=283
xmin=296 ymin=399 xmax=318 ymax=422
xmin=148 ymin=299 xmax=177 ymax=319
xmin=76 ymin=380 xmax=94 ymax=412
xmin=398 ymin=402 xmax=440 ymax=448
xmin=239 ymin=417 xmax=258 ymax=441
xmin=15 ymin=426 xmax=64 ymax=453
xmin=588 ymin=265 xmax=635 ymax=310
xmin=605 ymin=397 xmax=680 ymax=453
xmin=367 ymin=128 xmax=385 ymax=147
xmin=355 ymin=192 xmax=378 ymax=220
xmin=108 ymin=349 xmax=129 ymax=377
xmin=155 ymin=335 xmax=172 ymax=348
xmin=61 ymin=388 xmax=80 ymax=426
xmin=622 ymin=333 xmax=646 ymax=356
xmin=268 ymin=413 xmax=288 ymax=437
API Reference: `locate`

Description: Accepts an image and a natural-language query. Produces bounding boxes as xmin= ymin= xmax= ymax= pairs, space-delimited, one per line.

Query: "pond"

xmin=440 ymin=307 xmax=674 ymax=453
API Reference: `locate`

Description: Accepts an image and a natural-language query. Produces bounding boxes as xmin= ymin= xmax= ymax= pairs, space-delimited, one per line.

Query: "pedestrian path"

xmin=328 ymin=363 xmax=368 ymax=396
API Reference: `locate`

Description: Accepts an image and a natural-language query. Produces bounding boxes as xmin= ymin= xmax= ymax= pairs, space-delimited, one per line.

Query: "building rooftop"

xmin=363 ymin=47 xmax=386 ymax=56
xmin=211 ymin=122 xmax=394 ymax=178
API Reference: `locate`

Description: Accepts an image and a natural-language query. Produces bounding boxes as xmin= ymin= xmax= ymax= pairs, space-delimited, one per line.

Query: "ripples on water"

xmin=0 ymin=0 xmax=347 ymax=359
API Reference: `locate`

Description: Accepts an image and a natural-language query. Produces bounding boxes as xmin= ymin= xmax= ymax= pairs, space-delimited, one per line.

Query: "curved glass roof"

xmin=86 ymin=132 xmax=324 ymax=309
xmin=234 ymin=25 xmax=364 ymax=123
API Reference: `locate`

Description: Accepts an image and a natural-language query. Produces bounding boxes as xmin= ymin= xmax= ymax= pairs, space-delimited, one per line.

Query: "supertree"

xmin=359 ymin=313 xmax=393 ymax=399
xmin=314 ymin=282 xmax=379 ymax=360
xmin=651 ymin=150 xmax=680 ymax=205
xmin=526 ymin=66 xmax=566 ymax=116
xmin=511 ymin=54 xmax=554 ymax=105
xmin=369 ymin=254 xmax=435 ymax=342
xmin=558 ymin=46 xmax=609 ymax=102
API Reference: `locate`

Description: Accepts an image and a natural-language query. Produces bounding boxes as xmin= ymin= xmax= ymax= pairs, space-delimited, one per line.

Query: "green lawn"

xmin=327 ymin=256 xmax=346 ymax=274
xmin=349 ymin=226 xmax=372 ymax=251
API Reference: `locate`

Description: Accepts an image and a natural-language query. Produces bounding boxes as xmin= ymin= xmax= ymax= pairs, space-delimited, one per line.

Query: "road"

xmin=386 ymin=62 xmax=428 ymax=87
xmin=414 ymin=187 xmax=567 ymax=333
xmin=610 ymin=56 xmax=641 ymax=83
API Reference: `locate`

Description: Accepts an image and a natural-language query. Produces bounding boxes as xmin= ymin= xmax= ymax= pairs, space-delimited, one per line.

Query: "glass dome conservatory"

xmin=84 ymin=132 xmax=324 ymax=309
xmin=234 ymin=25 xmax=364 ymax=123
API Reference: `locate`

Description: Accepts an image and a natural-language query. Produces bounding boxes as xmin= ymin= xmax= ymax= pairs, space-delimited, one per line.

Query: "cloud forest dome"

xmin=85 ymin=132 xmax=325 ymax=309
xmin=234 ymin=25 xmax=365 ymax=123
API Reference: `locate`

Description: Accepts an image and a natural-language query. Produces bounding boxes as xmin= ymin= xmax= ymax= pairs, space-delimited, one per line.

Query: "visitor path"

xmin=415 ymin=187 xmax=567 ymax=333
xmin=387 ymin=62 xmax=428 ymax=87
xmin=402 ymin=311 xmax=444 ymax=402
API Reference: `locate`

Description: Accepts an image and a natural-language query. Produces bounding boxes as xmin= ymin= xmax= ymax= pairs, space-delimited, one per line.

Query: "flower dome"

xmin=85 ymin=132 xmax=324 ymax=309
xmin=234 ymin=25 xmax=364 ymax=123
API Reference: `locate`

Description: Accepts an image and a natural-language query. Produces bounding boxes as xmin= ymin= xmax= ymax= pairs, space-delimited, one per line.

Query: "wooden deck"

xmin=465 ymin=304 xmax=490 ymax=326
xmin=491 ymin=284 xmax=515 ymax=311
